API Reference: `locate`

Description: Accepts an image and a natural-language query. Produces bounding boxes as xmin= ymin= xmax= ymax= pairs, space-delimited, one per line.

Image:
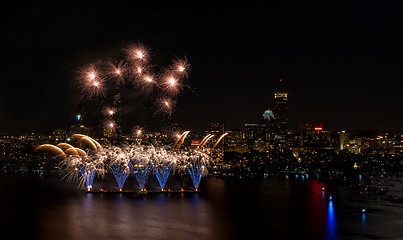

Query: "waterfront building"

xmin=340 ymin=131 xmax=350 ymax=150
xmin=207 ymin=122 xmax=225 ymax=136
xmin=300 ymin=124 xmax=332 ymax=147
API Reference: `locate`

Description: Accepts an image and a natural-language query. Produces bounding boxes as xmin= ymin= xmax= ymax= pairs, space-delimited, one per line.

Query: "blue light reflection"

xmin=327 ymin=201 xmax=337 ymax=239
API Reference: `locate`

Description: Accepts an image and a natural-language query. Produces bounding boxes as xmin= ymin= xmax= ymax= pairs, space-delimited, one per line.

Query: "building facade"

xmin=273 ymin=92 xmax=288 ymax=143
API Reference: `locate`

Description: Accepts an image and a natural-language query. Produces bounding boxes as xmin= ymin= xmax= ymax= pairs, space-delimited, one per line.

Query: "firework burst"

xmin=77 ymin=42 xmax=190 ymax=118
xmin=155 ymin=96 xmax=176 ymax=115
xmin=78 ymin=64 xmax=106 ymax=97
xmin=125 ymin=43 xmax=150 ymax=63
xmin=60 ymin=149 xmax=106 ymax=191
xmin=105 ymin=60 xmax=127 ymax=85
xmin=171 ymin=57 xmax=190 ymax=78
xmin=103 ymin=106 xmax=116 ymax=117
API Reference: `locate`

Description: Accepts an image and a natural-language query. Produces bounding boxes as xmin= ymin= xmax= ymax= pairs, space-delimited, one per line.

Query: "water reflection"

xmin=327 ymin=201 xmax=336 ymax=240
xmin=361 ymin=213 xmax=366 ymax=231
xmin=4 ymin=175 xmax=403 ymax=240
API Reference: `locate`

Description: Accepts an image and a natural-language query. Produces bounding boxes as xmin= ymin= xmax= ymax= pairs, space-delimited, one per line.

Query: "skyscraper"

xmin=300 ymin=124 xmax=331 ymax=147
xmin=208 ymin=122 xmax=225 ymax=136
xmin=104 ymin=91 xmax=122 ymax=141
xmin=340 ymin=130 xmax=350 ymax=150
xmin=261 ymin=109 xmax=275 ymax=143
xmin=273 ymin=92 xmax=288 ymax=143
xmin=112 ymin=92 xmax=122 ymax=137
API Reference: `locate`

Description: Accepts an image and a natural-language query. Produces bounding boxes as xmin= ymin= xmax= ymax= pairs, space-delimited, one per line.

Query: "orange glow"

xmin=167 ymin=76 xmax=176 ymax=86
xmin=135 ymin=50 xmax=144 ymax=59
xmin=314 ymin=127 xmax=323 ymax=131
xmin=144 ymin=75 xmax=153 ymax=83
xmin=178 ymin=66 xmax=185 ymax=72
xmin=88 ymin=72 xmax=96 ymax=80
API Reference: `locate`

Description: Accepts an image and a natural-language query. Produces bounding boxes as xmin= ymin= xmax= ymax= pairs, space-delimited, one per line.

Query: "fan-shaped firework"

xmin=60 ymin=149 xmax=106 ymax=191
xmin=152 ymin=147 xmax=177 ymax=190
xmin=181 ymin=149 xmax=210 ymax=190
xmin=104 ymin=146 xmax=132 ymax=191
xmin=125 ymin=145 xmax=154 ymax=190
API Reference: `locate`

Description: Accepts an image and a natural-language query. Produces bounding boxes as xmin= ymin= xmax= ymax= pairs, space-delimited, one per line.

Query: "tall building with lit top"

xmin=273 ymin=92 xmax=288 ymax=143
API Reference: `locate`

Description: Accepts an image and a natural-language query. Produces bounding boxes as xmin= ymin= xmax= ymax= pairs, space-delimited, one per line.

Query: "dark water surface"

xmin=1 ymin=174 xmax=403 ymax=240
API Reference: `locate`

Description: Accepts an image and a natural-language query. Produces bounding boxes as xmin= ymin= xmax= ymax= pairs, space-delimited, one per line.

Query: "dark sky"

xmin=1 ymin=1 xmax=403 ymax=134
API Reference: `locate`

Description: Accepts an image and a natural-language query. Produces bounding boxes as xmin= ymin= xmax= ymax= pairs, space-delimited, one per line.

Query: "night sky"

xmin=2 ymin=1 xmax=403 ymax=134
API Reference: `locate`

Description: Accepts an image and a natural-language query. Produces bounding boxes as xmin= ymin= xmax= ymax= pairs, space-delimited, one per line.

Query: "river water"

xmin=1 ymin=174 xmax=403 ymax=240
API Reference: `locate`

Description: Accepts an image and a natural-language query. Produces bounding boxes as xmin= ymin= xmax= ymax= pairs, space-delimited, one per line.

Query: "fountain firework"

xmin=36 ymin=137 xmax=106 ymax=191
xmin=182 ymin=149 xmax=210 ymax=190
xmin=152 ymin=147 xmax=177 ymax=190
xmin=126 ymin=145 xmax=154 ymax=191
xmin=105 ymin=146 xmax=131 ymax=191
xmin=35 ymin=43 xmax=215 ymax=192
xmin=37 ymin=134 xmax=212 ymax=192
xmin=60 ymin=149 xmax=106 ymax=191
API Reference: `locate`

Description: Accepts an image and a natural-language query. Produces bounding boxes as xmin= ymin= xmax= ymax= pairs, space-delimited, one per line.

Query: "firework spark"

xmin=104 ymin=120 xmax=116 ymax=132
xmin=103 ymin=106 xmax=116 ymax=117
xmin=78 ymin=64 xmax=105 ymax=97
xmin=126 ymin=43 xmax=150 ymax=63
xmin=171 ymin=58 xmax=190 ymax=78
xmin=77 ymin=42 xmax=190 ymax=116
xmin=180 ymin=148 xmax=210 ymax=190
xmin=105 ymin=60 xmax=127 ymax=85
xmin=156 ymin=96 xmax=176 ymax=115
xmin=132 ymin=126 xmax=144 ymax=138
xmin=161 ymin=74 xmax=183 ymax=97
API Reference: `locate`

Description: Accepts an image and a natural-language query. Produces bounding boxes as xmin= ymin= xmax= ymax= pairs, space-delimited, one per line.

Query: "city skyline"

xmin=3 ymin=3 xmax=403 ymax=240
xmin=2 ymin=2 xmax=403 ymax=133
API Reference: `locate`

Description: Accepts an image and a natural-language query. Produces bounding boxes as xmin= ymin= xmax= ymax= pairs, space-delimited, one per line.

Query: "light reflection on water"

xmin=327 ymin=201 xmax=336 ymax=240
xmin=2 ymin=175 xmax=403 ymax=240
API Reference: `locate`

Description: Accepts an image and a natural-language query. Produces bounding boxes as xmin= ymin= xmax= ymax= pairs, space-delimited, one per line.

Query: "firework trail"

xmin=200 ymin=134 xmax=215 ymax=148
xmin=213 ymin=132 xmax=229 ymax=149
xmin=175 ymin=131 xmax=190 ymax=149
xmin=35 ymin=144 xmax=66 ymax=158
